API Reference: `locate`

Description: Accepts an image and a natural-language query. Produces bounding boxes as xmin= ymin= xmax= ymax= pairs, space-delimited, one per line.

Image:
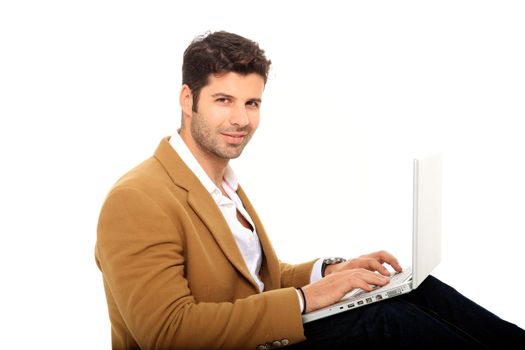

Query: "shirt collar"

xmin=169 ymin=131 xmax=239 ymax=200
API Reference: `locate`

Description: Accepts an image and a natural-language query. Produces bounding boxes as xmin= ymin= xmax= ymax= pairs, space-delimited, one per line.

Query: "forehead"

xmin=201 ymin=72 xmax=265 ymax=99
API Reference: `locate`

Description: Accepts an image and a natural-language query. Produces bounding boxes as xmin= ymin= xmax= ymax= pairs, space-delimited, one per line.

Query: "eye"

xmin=216 ymin=97 xmax=231 ymax=104
xmin=246 ymin=100 xmax=260 ymax=108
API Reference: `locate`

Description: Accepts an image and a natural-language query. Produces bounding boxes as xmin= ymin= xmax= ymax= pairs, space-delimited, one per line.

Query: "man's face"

xmin=189 ymin=72 xmax=264 ymax=160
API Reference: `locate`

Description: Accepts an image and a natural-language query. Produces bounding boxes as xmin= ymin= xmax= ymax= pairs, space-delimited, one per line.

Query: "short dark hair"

xmin=182 ymin=31 xmax=271 ymax=111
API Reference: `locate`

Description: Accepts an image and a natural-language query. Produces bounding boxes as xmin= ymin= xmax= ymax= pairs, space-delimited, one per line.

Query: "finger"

xmin=347 ymin=257 xmax=390 ymax=276
xmin=369 ymin=272 xmax=390 ymax=286
xmin=365 ymin=259 xmax=391 ymax=276
xmin=375 ymin=250 xmax=403 ymax=273
xmin=354 ymin=269 xmax=390 ymax=287
xmin=350 ymin=278 xmax=374 ymax=292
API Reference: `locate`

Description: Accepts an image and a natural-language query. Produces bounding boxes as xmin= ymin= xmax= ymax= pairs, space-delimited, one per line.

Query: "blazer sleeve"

xmin=96 ymin=186 xmax=306 ymax=350
xmin=279 ymin=260 xmax=317 ymax=289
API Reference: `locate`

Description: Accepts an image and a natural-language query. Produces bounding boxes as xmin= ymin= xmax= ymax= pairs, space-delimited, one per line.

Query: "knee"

xmin=421 ymin=275 xmax=457 ymax=292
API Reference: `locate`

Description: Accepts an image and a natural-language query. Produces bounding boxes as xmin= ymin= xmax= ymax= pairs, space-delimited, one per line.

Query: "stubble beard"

xmin=190 ymin=112 xmax=253 ymax=160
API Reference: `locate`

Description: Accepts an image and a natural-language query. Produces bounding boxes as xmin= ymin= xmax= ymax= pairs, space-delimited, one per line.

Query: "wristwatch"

xmin=321 ymin=257 xmax=347 ymax=277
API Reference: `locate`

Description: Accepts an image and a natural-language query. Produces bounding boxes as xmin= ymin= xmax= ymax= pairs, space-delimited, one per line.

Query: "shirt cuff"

xmin=295 ymin=289 xmax=304 ymax=313
xmin=309 ymin=258 xmax=324 ymax=284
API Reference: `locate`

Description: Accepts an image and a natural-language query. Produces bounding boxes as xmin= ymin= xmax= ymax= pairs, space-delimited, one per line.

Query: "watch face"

xmin=326 ymin=257 xmax=346 ymax=265
xmin=322 ymin=257 xmax=346 ymax=277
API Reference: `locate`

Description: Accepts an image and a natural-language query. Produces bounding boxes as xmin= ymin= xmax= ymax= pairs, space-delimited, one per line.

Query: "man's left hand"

xmin=324 ymin=250 xmax=403 ymax=277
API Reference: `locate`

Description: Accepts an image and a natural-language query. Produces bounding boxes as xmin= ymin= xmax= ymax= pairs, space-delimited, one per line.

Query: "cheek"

xmin=199 ymin=107 xmax=228 ymax=128
xmin=249 ymin=112 xmax=261 ymax=130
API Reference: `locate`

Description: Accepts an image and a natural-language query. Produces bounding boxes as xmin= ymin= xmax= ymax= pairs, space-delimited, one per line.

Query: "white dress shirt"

xmin=169 ymin=132 xmax=323 ymax=309
xmin=169 ymin=132 xmax=265 ymax=292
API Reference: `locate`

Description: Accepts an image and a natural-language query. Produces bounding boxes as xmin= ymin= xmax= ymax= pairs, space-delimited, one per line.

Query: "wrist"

xmin=321 ymin=257 xmax=347 ymax=277
xmin=323 ymin=264 xmax=337 ymax=276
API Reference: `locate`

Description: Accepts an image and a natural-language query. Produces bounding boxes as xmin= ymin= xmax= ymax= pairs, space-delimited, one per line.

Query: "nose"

xmin=229 ymin=104 xmax=249 ymax=128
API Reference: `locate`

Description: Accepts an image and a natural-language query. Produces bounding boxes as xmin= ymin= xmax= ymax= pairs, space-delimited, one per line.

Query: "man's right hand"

xmin=301 ymin=268 xmax=390 ymax=313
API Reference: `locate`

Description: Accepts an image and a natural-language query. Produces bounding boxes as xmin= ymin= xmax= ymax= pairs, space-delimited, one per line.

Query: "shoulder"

xmin=101 ymin=155 xmax=187 ymax=217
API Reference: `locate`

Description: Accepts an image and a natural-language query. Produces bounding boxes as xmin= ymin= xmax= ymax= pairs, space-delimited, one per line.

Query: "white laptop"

xmin=302 ymin=153 xmax=442 ymax=323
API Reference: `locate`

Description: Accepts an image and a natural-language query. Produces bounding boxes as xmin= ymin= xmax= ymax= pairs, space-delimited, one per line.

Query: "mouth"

xmin=221 ymin=132 xmax=248 ymax=145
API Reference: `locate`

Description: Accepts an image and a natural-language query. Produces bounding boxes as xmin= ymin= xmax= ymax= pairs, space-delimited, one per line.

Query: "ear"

xmin=179 ymin=84 xmax=194 ymax=117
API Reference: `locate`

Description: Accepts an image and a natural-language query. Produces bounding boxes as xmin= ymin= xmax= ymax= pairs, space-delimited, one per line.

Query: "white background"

xmin=1 ymin=1 xmax=524 ymax=348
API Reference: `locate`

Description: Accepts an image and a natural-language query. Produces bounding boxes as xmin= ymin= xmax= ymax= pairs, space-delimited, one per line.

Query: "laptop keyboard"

xmin=342 ymin=267 xmax=412 ymax=300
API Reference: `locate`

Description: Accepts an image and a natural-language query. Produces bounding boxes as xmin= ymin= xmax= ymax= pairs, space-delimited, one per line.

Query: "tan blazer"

xmin=96 ymin=137 xmax=315 ymax=349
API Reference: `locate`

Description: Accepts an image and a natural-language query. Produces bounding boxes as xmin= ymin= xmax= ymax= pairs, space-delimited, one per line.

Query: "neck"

xmin=178 ymin=129 xmax=228 ymax=188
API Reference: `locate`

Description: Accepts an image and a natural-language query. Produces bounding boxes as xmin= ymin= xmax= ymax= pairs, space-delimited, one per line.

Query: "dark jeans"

xmin=291 ymin=276 xmax=525 ymax=349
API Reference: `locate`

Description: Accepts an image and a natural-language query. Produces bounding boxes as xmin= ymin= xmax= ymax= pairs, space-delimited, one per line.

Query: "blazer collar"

xmin=153 ymin=137 xmax=276 ymax=291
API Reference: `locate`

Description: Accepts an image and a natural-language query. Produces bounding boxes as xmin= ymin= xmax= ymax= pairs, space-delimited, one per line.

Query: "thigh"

xmin=291 ymin=297 xmax=484 ymax=350
xmin=401 ymin=275 xmax=525 ymax=349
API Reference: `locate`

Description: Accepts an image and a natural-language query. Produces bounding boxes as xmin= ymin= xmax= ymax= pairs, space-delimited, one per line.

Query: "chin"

xmin=221 ymin=150 xmax=243 ymax=159
xmin=217 ymin=143 xmax=248 ymax=159
xmin=228 ymin=153 xmax=243 ymax=160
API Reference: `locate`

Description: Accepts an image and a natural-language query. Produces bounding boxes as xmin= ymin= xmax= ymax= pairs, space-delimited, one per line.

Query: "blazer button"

xmin=281 ymin=339 xmax=289 ymax=346
xmin=272 ymin=340 xmax=282 ymax=347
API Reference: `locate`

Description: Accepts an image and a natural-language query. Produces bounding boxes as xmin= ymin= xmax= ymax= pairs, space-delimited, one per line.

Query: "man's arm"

xmin=279 ymin=260 xmax=317 ymax=289
xmin=96 ymin=186 xmax=305 ymax=349
xmin=301 ymin=252 xmax=403 ymax=313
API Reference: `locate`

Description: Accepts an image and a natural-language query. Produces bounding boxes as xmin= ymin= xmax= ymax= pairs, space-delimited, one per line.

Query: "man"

xmin=96 ymin=31 xmax=525 ymax=349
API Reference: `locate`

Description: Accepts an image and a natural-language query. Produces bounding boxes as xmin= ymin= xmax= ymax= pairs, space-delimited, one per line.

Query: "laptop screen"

xmin=412 ymin=153 xmax=442 ymax=288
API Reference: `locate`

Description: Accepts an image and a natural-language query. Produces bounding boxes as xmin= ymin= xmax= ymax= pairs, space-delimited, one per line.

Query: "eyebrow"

xmin=211 ymin=93 xmax=234 ymax=99
xmin=211 ymin=93 xmax=262 ymax=103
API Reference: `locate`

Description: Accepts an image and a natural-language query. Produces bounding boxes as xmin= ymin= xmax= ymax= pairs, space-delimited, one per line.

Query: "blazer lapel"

xmin=186 ymin=190 xmax=260 ymax=290
xmin=237 ymin=186 xmax=281 ymax=291
xmin=153 ymin=137 xmax=259 ymax=291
